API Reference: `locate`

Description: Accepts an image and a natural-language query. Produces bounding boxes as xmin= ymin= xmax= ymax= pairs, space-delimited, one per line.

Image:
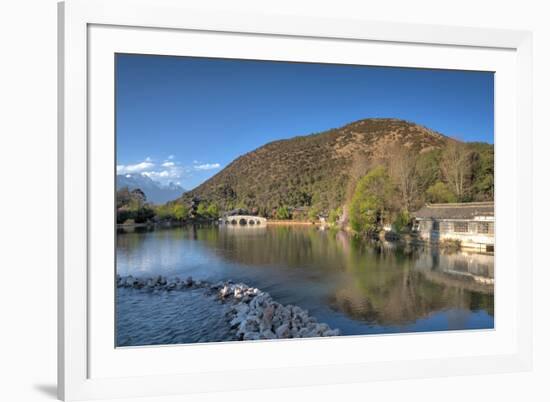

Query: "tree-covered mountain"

xmin=176 ymin=118 xmax=493 ymax=222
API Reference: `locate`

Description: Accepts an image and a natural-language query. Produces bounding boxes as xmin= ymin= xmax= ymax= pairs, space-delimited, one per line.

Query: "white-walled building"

xmin=413 ymin=202 xmax=494 ymax=252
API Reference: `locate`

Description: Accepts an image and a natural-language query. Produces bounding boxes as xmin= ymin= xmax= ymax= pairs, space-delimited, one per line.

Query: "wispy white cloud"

xmin=117 ymin=156 xmax=185 ymax=184
xmin=118 ymin=156 xmax=221 ymax=187
xmin=116 ymin=160 xmax=155 ymax=174
xmin=142 ymin=170 xmax=177 ymax=179
xmin=193 ymin=162 xmax=221 ymax=171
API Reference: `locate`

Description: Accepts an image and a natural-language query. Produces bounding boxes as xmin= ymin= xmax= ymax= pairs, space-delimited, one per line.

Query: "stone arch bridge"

xmin=219 ymin=215 xmax=267 ymax=226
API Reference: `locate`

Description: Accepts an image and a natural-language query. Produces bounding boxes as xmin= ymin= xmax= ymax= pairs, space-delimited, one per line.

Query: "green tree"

xmin=206 ymin=203 xmax=219 ymax=219
xmin=258 ymin=205 xmax=270 ymax=218
xmin=469 ymin=143 xmax=494 ymax=201
xmin=275 ymin=206 xmax=291 ymax=220
xmin=196 ymin=202 xmax=208 ymax=217
xmin=234 ymin=200 xmax=247 ymax=210
xmin=392 ymin=210 xmax=411 ymax=233
xmin=155 ymin=205 xmax=169 ymax=219
xmin=307 ymin=205 xmax=321 ymax=222
xmin=116 ymin=187 xmax=153 ymax=224
xmin=134 ymin=206 xmax=155 ymax=223
xmin=328 ymin=207 xmax=343 ymax=225
xmin=116 ymin=208 xmax=133 ymax=224
xmin=349 ymin=166 xmax=395 ymax=234
xmin=172 ymin=204 xmax=189 ymax=220
xmin=116 ymin=187 xmax=132 ymax=209
xmin=415 ymin=149 xmax=442 ymax=194
xmin=425 ymin=182 xmax=457 ymax=203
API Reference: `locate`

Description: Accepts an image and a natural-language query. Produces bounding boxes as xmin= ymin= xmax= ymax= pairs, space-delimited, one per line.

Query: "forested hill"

xmin=176 ymin=118 xmax=493 ymax=218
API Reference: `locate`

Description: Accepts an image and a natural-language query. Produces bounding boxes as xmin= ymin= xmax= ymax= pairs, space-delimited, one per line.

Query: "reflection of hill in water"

xmin=218 ymin=225 xmax=268 ymax=236
xmin=205 ymin=227 xmax=494 ymax=326
xmin=326 ymin=240 xmax=493 ymax=326
xmin=117 ymin=225 xmax=494 ymax=329
xmin=328 ymin=267 xmax=493 ymax=326
xmin=210 ymin=225 xmax=341 ymax=269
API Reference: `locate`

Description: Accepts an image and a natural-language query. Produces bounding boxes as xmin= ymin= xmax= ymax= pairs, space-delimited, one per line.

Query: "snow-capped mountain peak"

xmin=116 ymin=173 xmax=185 ymax=204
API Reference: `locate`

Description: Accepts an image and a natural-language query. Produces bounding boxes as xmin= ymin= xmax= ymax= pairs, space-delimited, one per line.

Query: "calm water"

xmin=116 ymin=225 xmax=494 ymax=346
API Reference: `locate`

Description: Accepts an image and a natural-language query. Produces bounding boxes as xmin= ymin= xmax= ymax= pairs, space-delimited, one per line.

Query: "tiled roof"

xmin=413 ymin=202 xmax=494 ymax=220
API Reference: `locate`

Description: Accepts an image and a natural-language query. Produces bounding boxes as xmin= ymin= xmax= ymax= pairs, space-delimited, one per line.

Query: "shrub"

xmin=392 ymin=210 xmax=411 ymax=233
xmin=196 ymin=202 xmax=208 ymax=217
xmin=172 ymin=204 xmax=189 ymax=221
xmin=328 ymin=207 xmax=343 ymax=225
xmin=155 ymin=204 xmax=174 ymax=220
xmin=206 ymin=203 xmax=219 ymax=219
xmin=134 ymin=206 xmax=155 ymax=223
xmin=275 ymin=206 xmax=292 ymax=220
xmin=307 ymin=205 xmax=321 ymax=222
xmin=117 ymin=208 xmax=133 ymax=224
xmin=425 ymin=182 xmax=457 ymax=203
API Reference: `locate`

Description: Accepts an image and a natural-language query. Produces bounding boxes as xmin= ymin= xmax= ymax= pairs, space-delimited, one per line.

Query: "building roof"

xmin=413 ymin=202 xmax=494 ymax=220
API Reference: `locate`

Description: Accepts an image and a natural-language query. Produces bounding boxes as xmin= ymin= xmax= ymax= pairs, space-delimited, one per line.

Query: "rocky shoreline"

xmin=117 ymin=274 xmax=341 ymax=341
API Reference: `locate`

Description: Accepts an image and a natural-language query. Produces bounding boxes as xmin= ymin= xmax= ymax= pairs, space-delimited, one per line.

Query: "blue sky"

xmin=116 ymin=54 xmax=494 ymax=190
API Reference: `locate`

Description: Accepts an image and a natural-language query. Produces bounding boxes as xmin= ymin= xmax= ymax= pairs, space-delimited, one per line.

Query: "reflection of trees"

xmin=200 ymin=226 xmax=494 ymax=327
xmin=327 ymin=242 xmax=494 ymax=325
xmin=118 ymin=225 xmax=494 ymax=326
xmin=203 ymin=226 xmax=350 ymax=271
xmin=328 ymin=268 xmax=483 ymax=325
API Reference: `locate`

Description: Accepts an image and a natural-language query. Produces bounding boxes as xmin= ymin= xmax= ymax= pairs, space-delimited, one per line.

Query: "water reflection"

xmin=117 ymin=225 xmax=494 ymax=335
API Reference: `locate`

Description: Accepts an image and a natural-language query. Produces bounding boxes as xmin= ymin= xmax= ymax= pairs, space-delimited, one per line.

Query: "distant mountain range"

xmin=116 ymin=174 xmax=185 ymax=204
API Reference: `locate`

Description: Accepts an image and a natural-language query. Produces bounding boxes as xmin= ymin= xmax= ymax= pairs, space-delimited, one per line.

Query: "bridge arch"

xmin=219 ymin=215 xmax=267 ymax=226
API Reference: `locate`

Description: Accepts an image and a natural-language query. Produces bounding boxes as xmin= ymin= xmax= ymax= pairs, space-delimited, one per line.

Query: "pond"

xmin=116 ymin=225 xmax=494 ymax=346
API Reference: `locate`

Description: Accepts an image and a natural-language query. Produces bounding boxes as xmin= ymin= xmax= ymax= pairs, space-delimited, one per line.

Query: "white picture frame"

xmin=58 ymin=0 xmax=533 ymax=400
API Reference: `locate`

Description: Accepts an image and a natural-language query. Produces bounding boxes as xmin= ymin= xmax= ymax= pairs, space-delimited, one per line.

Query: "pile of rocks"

xmin=116 ymin=275 xmax=340 ymax=340
xmin=117 ymin=274 xmax=203 ymax=291
xmin=215 ymin=282 xmax=340 ymax=340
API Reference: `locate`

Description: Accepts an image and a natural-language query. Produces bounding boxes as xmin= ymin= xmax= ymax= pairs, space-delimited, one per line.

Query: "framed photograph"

xmin=58 ymin=0 xmax=533 ymax=400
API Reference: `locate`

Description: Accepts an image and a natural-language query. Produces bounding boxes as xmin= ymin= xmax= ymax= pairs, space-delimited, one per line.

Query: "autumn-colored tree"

xmin=345 ymin=152 xmax=370 ymax=202
xmin=440 ymin=141 xmax=472 ymax=201
xmin=386 ymin=144 xmax=418 ymax=212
